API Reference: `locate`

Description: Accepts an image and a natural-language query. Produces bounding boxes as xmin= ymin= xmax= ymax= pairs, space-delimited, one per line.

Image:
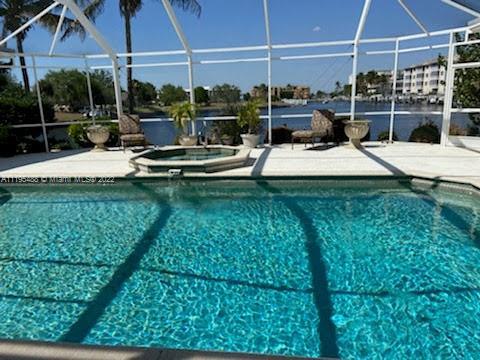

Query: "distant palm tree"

xmin=0 ymin=0 xmax=92 ymax=92
xmin=82 ymin=0 xmax=201 ymax=113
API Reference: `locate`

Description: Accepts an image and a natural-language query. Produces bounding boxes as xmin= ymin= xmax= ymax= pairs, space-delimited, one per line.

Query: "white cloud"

xmin=312 ymin=26 xmax=321 ymax=32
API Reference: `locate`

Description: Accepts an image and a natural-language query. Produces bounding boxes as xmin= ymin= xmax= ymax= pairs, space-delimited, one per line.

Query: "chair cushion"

xmin=292 ymin=130 xmax=314 ymax=138
xmin=121 ymin=134 xmax=146 ymax=141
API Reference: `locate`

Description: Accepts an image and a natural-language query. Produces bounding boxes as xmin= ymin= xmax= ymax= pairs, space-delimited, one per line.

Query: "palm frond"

xmin=169 ymin=0 xmax=201 ymax=17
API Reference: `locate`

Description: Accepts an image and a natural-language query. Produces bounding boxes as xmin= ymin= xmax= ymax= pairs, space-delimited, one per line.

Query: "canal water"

xmin=141 ymin=101 xmax=473 ymax=145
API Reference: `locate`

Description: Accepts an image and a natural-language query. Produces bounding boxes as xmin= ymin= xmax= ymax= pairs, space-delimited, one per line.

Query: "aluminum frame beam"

xmin=57 ymin=0 xmax=123 ymax=117
xmin=389 ymin=39 xmax=400 ymax=143
xmin=31 ymin=56 xmax=49 ymax=153
xmin=351 ymin=0 xmax=373 ymax=120
xmin=0 ymin=1 xmax=60 ymax=47
xmin=263 ymin=0 xmax=273 ymax=145
xmin=161 ymin=0 xmax=196 ymax=134
xmin=441 ymin=32 xmax=456 ymax=146
xmin=397 ymin=0 xmax=430 ymax=36
xmin=49 ymin=4 xmax=68 ymax=55
xmin=442 ymin=0 xmax=480 ymax=18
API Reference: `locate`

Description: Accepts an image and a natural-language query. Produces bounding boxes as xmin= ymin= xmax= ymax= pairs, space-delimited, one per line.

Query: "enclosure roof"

xmin=452 ymin=0 xmax=480 ymax=13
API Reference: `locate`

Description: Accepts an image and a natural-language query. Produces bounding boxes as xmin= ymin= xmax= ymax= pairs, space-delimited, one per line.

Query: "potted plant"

xmin=0 ymin=124 xmax=16 ymax=157
xmin=169 ymin=102 xmax=197 ymax=146
xmin=237 ymin=100 xmax=262 ymax=148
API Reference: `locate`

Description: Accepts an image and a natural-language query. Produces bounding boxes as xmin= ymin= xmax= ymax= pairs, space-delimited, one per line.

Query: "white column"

xmin=263 ymin=0 xmax=273 ymax=145
xmin=188 ymin=55 xmax=196 ymax=135
xmin=31 ymin=56 xmax=49 ymax=153
xmin=350 ymin=45 xmax=359 ymax=120
xmin=84 ymin=57 xmax=95 ymax=125
xmin=389 ymin=39 xmax=400 ymax=143
xmin=267 ymin=51 xmax=272 ymax=145
xmin=111 ymin=58 xmax=124 ymax=119
xmin=351 ymin=0 xmax=373 ymax=120
xmin=441 ymin=32 xmax=455 ymax=147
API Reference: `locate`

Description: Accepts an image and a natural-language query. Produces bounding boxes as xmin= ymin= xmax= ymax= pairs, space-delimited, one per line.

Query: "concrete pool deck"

xmin=0 ymin=142 xmax=479 ymax=188
xmin=0 ymin=339 xmax=328 ymax=360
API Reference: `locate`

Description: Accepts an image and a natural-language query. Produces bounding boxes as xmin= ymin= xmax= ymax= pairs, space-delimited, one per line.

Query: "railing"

xmin=2 ymin=24 xmax=480 ymax=151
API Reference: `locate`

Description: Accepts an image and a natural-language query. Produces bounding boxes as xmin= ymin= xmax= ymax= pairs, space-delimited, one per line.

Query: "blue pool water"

xmin=0 ymin=180 xmax=479 ymax=358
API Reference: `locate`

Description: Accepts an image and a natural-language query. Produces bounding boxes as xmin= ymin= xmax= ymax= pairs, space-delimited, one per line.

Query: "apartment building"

xmin=402 ymin=60 xmax=446 ymax=96
xmin=251 ymin=85 xmax=311 ymax=100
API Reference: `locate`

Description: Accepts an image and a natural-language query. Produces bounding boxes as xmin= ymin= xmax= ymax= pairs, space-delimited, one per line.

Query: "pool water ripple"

xmin=0 ymin=180 xmax=479 ymax=358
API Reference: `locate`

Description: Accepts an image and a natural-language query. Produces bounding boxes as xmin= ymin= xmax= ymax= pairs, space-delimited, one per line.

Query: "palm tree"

xmin=0 ymin=0 xmax=89 ymax=92
xmin=109 ymin=0 xmax=200 ymax=113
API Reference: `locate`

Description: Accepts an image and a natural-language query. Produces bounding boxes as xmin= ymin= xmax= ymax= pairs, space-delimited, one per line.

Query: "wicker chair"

xmin=119 ymin=114 xmax=147 ymax=150
xmin=291 ymin=109 xmax=334 ymax=149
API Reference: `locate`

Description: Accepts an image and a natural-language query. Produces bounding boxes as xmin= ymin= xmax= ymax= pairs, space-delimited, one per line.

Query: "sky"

xmin=2 ymin=0 xmax=476 ymax=93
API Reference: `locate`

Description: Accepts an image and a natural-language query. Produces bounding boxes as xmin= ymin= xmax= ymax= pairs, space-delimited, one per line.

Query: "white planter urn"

xmin=343 ymin=120 xmax=371 ymax=148
xmin=86 ymin=125 xmax=110 ymax=152
xmin=241 ymin=134 xmax=261 ymax=148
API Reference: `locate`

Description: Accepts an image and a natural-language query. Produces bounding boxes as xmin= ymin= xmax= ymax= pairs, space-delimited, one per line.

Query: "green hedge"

xmin=0 ymin=92 xmax=55 ymax=125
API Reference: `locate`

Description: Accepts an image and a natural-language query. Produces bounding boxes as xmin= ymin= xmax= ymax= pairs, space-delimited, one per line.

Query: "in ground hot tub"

xmin=129 ymin=146 xmax=250 ymax=173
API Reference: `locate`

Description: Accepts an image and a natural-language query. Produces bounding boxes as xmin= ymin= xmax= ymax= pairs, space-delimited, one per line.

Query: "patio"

xmin=1 ymin=143 xmax=479 ymax=189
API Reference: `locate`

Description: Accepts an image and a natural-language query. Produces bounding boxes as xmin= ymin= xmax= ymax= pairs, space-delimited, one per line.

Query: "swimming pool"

xmin=0 ymin=180 xmax=479 ymax=358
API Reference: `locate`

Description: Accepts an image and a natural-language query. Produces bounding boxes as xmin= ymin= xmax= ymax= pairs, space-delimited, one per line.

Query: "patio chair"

xmin=291 ymin=109 xmax=334 ymax=149
xmin=119 ymin=114 xmax=147 ymax=150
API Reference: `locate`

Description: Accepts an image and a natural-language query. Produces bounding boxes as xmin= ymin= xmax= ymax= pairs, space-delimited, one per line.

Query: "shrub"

xmin=409 ymin=120 xmax=440 ymax=144
xmin=449 ymin=124 xmax=468 ymax=136
xmin=377 ymin=130 xmax=398 ymax=142
xmin=212 ymin=120 xmax=242 ymax=145
xmin=467 ymin=125 xmax=479 ymax=136
xmin=0 ymin=89 xmax=54 ymax=125
xmin=0 ymin=124 xmax=16 ymax=157
xmin=68 ymin=123 xmax=89 ymax=147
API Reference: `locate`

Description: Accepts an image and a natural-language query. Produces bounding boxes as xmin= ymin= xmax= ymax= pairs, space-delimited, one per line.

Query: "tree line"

xmin=1 ymin=0 xmax=201 ymax=113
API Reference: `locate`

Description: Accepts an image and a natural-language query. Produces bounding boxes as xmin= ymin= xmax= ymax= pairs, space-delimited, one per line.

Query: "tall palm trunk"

xmin=16 ymin=36 xmax=30 ymax=92
xmin=123 ymin=11 xmax=135 ymax=114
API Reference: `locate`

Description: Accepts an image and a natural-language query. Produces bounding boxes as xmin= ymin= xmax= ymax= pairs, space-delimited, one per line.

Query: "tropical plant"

xmin=0 ymin=0 xmax=94 ymax=92
xmin=169 ymin=102 xmax=196 ymax=134
xmin=237 ymin=100 xmax=261 ymax=134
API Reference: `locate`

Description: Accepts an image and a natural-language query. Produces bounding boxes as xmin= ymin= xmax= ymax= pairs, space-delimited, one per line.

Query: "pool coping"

xmin=0 ymin=339 xmax=336 ymax=360
xmin=3 ymin=174 xmax=478 ymax=198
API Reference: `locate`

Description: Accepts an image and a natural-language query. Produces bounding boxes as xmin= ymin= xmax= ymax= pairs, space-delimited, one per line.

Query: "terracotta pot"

xmin=86 ymin=125 xmax=110 ymax=151
xmin=343 ymin=120 xmax=371 ymax=148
